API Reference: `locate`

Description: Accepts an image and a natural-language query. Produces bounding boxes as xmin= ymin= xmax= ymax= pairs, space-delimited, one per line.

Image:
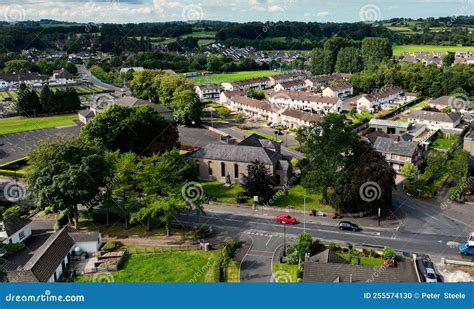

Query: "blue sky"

xmin=0 ymin=0 xmax=472 ymax=23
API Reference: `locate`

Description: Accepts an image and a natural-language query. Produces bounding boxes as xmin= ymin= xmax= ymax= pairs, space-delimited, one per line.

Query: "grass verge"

xmin=0 ymin=114 xmax=77 ymax=135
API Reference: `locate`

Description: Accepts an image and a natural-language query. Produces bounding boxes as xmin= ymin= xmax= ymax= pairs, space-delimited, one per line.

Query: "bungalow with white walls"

xmin=407 ymin=110 xmax=462 ymax=129
xmin=49 ymin=69 xmax=76 ymax=86
xmin=0 ymin=216 xmax=32 ymax=245
xmin=357 ymin=87 xmax=402 ymax=113
xmin=0 ymin=73 xmax=49 ymax=89
xmin=274 ymin=80 xmax=308 ymax=92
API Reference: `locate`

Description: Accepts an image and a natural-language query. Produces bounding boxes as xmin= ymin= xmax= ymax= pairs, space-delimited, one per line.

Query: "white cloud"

xmin=304 ymin=11 xmax=331 ymax=18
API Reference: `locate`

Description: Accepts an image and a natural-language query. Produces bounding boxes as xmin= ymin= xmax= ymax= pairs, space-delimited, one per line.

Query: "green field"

xmin=75 ymin=250 xmax=220 ymax=282
xmin=0 ymin=114 xmax=77 ymax=135
xmin=0 ymin=85 xmax=106 ymax=102
xmin=191 ymin=70 xmax=279 ymax=84
xmin=393 ymin=45 xmax=474 ymax=56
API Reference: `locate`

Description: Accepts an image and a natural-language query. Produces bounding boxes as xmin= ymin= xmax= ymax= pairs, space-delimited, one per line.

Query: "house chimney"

xmin=349 ymin=274 xmax=353 ymax=283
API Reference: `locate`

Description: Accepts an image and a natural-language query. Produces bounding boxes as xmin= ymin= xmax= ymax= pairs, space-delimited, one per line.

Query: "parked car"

xmin=275 ymin=213 xmax=297 ymax=224
xmin=338 ymin=221 xmax=361 ymax=232
xmin=459 ymin=242 xmax=474 ymax=255
xmin=424 ymin=267 xmax=438 ymax=283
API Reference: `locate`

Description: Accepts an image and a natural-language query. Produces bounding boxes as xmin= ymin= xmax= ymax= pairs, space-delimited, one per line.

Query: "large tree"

xmin=335 ymin=47 xmax=364 ymax=73
xmin=81 ymin=105 xmax=179 ymax=155
xmin=361 ymin=37 xmax=392 ymax=68
xmin=25 ymin=138 xmax=110 ymax=229
xmin=332 ymin=142 xmax=396 ymax=214
xmin=171 ymin=89 xmax=203 ymax=126
xmin=242 ymin=161 xmax=275 ymax=201
xmin=297 ymin=114 xmax=358 ymax=204
xmin=449 ymin=149 xmax=470 ymax=184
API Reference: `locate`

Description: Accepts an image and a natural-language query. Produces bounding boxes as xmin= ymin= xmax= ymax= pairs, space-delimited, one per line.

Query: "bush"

xmin=290 ymin=158 xmax=300 ymax=168
xmin=2 ymin=205 xmax=26 ymax=219
xmin=383 ymin=247 xmax=396 ymax=260
xmin=102 ymin=241 xmax=122 ymax=252
xmin=0 ymin=242 xmax=25 ymax=256
xmin=235 ymin=113 xmax=245 ymax=123
xmin=42 ymin=207 xmax=54 ymax=216
xmin=221 ymin=240 xmax=242 ymax=267
xmin=327 ymin=242 xmax=339 ymax=251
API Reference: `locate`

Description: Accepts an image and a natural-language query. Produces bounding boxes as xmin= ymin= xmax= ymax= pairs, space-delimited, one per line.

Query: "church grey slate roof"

xmin=190 ymin=144 xmax=282 ymax=166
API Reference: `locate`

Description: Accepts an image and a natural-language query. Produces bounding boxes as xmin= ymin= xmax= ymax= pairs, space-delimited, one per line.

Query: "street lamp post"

xmin=303 ymin=194 xmax=306 ymax=232
xmin=283 ymin=223 xmax=287 ymax=257
xmin=378 ymin=207 xmax=381 ymax=227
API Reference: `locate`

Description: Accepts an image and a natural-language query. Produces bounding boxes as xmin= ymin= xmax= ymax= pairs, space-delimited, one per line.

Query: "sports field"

xmin=190 ymin=70 xmax=279 ymax=84
xmin=393 ymin=45 xmax=474 ymax=56
xmin=0 ymin=114 xmax=77 ymax=135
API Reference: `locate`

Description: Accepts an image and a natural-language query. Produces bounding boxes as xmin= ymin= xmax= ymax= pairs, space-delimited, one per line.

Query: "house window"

xmin=234 ymin=164 xmax=239 ymax=178
xmin=19 ymin=231 xmax=25 ymax=240
xmin=221 ymin=162 xmax=226 ymax=177
xmin=208 ymin=162 xmax=213 ymax=176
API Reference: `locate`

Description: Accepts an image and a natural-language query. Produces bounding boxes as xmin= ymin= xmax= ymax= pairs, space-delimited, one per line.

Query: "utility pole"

xmin=283 ymin=224 xmax=287 ymax=257
xmin=303 ymin=194 xmax=306 ymax=232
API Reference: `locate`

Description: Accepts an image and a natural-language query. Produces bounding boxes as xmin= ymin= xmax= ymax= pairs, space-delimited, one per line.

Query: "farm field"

xmin=190 ymin=70 xmax=279 ymax=84
xmin=0 ymin=114 xmax=77 ymax=135
xmin=393 ymin=45 xmax=474 ymax=56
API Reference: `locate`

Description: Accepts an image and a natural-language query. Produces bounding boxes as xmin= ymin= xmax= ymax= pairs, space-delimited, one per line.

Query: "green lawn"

xmin=337 ymin=252 xmax=384 ymax=267
xmin=271 ymin=185 xmax=334 ymax=213
xmin=393 ymin=45 xmax=474 ymax=56
xmin=0 ymin=114 xmax=77 ymax=135
xmin=200 ymin=181 xmax=245 ymax=204
xmin=75 ymin=250 xmax=221 ymax=282
xmin=430 ymin=136 xmax=457 ymax=150
xmin=191 ymin=70 xmax=279 ymax=84
xmin=272 ymin=264 xmax=299 ymax=283
xmin=244 ymin=130 xmax=282 ymax=143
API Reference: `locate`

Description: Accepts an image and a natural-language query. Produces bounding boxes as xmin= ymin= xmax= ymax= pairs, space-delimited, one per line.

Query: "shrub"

xmin=0 ymin=242 xmax=25 ymax=256
xmin=221 ymin=240 xmax=242 ymax=267
xmin=102 ymin=241 xmax=122 ymax=252
xmin=383 ymin=247 xmax=396 ymax=260
xmin=327 ymin=242 xmax=339 ymax=251
xmin=290 ymin=158 xmax=300 ymax=168
xmin=235 ymin=192 xmax=248 ymax=204
xmin=2 ymin=205 xmax=26 ymax=219
xmin=235 ymin=113 xmax=245 ymax=123
xmin=42 ymin=207 xmax=54 ymax=216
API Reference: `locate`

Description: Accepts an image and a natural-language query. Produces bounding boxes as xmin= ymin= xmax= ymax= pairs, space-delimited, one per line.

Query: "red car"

xmin=275 ymin=213 xmax=297 ymax=224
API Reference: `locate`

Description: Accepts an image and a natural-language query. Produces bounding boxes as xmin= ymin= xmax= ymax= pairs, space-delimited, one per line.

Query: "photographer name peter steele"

xmin=421 ymin=293 xmax=466 ymax=300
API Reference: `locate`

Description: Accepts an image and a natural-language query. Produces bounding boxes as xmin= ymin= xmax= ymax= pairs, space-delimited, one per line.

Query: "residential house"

xmin=464 ymin=129 xmax=474 ymax=156
xmin=195 ymin=84 xmax=222 ymax=101
xmin=279 ymin=109 xmax=321 ymax=128
xmin=0 ymin=73 xmax=49 ymax=89
xmin=322 ymin=83 xmax=354 ymax=99
xmin=269 ymin=90 xmax=342 ymax=114
xmin=407 ymin=110 xmax=461 ymax=129
xmin=0 ymin=216 xmax=32 ymax=245
xmin=305 ymin=73 xmax=352 ymax=91
xmin=303 ymin=249 xmax=418 ymax=282
xmin=49 ymin=69 xmax=75 ymax=86
xmin=268 ymin=71 xmax=309 ymax=86
xmin=189 ymin=134 xmax=292 ymax=185
xmin=274 ymin=80 xmax=308 ymax=92
xmin=373 ymin=137 xmax=424 ymax=172
xmin=428 ymin=96 xmax=471 ymax=111
xmin=357 ymin=87 xmax=402 ymax=113
xmin=222 ymin=77 xmax=270 ymax=91
xmin=119 ymin=67 xmax=144 ymax=74
xmin=219 ymin=90 xmax=245 ymax=105
xmin=5 ymin=226 xmax=101 ymax=282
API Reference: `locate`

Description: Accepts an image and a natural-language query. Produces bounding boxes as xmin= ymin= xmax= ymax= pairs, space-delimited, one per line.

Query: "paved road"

xmin=77 ymin=65 xmax=122 ymax=92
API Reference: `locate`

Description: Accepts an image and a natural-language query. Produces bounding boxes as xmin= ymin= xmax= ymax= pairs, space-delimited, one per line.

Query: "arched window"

xmin=234 ymin=164 xmax=239 ymax=178
xmin=221 ymin=162 xmax=226 ymax=177
xmin=208 ymin=161 xmax=213 ymax=176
